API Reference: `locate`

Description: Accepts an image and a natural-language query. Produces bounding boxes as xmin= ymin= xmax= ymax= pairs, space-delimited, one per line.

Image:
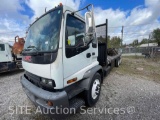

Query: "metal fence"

xmin=122 ymin=47 xmax=160 ymax=53
xmin=122 ymin=47 xmax=160 ymax=57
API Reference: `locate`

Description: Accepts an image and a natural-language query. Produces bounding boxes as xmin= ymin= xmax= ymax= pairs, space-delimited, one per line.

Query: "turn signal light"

xmin=67 ymin=77 xmax=77 ymax=84
xmin=47 ymin=101 xmax=53 ymax=106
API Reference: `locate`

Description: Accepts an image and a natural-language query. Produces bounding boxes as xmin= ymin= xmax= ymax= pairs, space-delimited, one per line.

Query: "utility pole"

xmin=148 ymin=34 xmax=152 ymax=58
xmin=148 ymin=34 xmax=150 ymax=48
xmin=106 ymin=19 xmax=108 ymax=50
xmin=121 ymin=26 xmax=124 ymax=47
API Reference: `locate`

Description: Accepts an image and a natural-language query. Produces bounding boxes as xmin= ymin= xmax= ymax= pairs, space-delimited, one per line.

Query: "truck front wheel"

xmin=84 ymin=73 xmax=102 ymax=107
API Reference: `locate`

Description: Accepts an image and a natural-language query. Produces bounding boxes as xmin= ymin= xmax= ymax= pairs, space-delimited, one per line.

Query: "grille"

xmin=24 ymin=71 xmax=41 ymax=87
xmin=24 ymin=71 xmax=56 ymax=92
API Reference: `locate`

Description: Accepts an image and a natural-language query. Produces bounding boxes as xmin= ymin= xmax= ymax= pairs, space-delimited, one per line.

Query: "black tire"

xmin=115 ymin=58 xmax=120 ymax=67
xmin=84 ymin=73 xmax=102 ymax=107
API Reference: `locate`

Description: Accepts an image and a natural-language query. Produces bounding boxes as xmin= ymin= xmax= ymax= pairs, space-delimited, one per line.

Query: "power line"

xmin=0 ymin=30 xmax=26 ymax=34
xmin=108 ymin=21 xmax=160 ymax=28
xmin=109 ymin=31 xmax=152 ymax=35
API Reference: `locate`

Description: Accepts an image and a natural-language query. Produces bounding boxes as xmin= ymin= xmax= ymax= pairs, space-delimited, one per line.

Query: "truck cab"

xmin=0 ymin=42 xmax=15 ymax=72
xmin=0 ymin=42 xmax=13 ymax=62
xmin=0 ymin=41 xmax=23 ymax=73
xmin=21 ymin=4 xmax=121 ymax=118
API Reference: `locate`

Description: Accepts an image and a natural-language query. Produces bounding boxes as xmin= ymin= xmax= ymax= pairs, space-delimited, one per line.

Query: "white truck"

xmin=20 ymin=4 xmax=121 ymax=118
xmin=0 ymin=42 xmax=22 ymax=73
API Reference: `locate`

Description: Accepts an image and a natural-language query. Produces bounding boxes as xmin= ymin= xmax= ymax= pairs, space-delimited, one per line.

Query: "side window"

xmin=65 ymin=14 xmax=86 ymax=58
xmin=0 ymin=44 xmax=5 ymax=51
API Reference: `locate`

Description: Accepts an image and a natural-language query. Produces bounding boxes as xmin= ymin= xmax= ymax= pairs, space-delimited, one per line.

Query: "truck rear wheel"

xmin=84 ymin=73 xmax=101 ymax=107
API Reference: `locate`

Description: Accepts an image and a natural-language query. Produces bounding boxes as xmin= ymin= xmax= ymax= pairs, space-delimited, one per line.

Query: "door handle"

xmin=92 ymin=52 xmax=95 ymax=55
xmin=86 ymin=53 xmax=91 ymax=58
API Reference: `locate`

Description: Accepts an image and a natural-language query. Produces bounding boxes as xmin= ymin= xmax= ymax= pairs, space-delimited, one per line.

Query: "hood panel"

xmin=22 ymin=61 xmax=51 ymax=79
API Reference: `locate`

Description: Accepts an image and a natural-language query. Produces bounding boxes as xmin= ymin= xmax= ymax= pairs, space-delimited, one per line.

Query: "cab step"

xmin=69 ymin=98 xmax=85 ymax=113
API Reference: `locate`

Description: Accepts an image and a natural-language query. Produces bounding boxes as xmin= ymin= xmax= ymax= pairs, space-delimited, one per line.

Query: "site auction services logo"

xmin=8 ymin=105 xmax=135 ymax=115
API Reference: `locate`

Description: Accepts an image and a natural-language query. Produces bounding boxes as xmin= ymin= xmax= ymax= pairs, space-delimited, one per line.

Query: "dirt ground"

xmin=0 ymin=56 xmax=160 ymax=120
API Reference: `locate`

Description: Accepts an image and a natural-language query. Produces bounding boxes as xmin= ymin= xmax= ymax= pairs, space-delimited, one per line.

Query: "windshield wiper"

xmin=23 ymin=45 xmax=39 ymax=52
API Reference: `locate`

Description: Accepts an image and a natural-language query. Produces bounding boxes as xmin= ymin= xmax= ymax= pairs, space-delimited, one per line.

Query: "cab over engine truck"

xmin=20 ymin=4 xmax=121 ymax=118
xmin=0 ymin=36 xmax=24 ymax=73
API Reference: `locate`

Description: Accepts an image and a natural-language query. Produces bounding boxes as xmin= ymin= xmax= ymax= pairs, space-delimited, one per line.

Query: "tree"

xmin=110 ymin=36 xmax=121 ymax=48
xmin=140 ymin=38 xmax=148 ymax=45
xmin=107 ymin=36 xmax=111 ymax=48
xmin=139 ymin=38 xmax=156 ymax=45
xmin=97 ymin=36 xmax=106 ymax=43
xmin=151 ymin=28 xmax=160 ymax=46
xmin=97 ymin=35 xmax=122 ymax=48
xmin=132 ymin=39 xmax=138 ymax=47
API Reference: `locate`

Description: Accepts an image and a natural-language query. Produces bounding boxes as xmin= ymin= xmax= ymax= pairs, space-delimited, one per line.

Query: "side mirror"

xmin=85 ymin=5 xmax=95 ymax=35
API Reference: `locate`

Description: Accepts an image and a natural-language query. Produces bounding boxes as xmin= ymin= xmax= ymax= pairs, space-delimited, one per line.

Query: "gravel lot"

xmin=0 ymin=57 xmax=160 ymax=120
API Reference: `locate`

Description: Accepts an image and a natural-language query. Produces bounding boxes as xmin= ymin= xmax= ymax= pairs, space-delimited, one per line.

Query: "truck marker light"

xmin=67 ymin=77 xmax=77 ymax=84
xmin=47 ymin=101 xmax=53 ymax=106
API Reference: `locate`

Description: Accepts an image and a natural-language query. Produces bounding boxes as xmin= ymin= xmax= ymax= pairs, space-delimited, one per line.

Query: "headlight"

xmin=41 ymin=78 xmax=53 ymax=86
xmin=42 ymin=78 xmax=47 ymax=84
xmin=48 ymin=80 xmax=52 ymax=86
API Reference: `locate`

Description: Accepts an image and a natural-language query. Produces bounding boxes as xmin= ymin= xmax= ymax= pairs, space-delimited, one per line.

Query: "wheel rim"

xmin=120 ymin=59 xmax=121 ymax=64
xmin=91 ymin=79 xmax=100 ymax=99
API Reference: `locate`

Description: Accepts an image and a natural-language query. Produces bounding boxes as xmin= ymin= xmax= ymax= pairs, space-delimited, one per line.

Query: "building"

xmin=139 ymin=43 xmax=158 ymax=47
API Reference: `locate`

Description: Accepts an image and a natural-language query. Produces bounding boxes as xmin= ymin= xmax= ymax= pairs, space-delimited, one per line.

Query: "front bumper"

xmin=20 ymin=75 xmax=69 ymax=118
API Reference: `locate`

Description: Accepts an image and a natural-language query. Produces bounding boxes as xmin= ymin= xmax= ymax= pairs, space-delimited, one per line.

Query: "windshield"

xmin=0 ymin=44 xmax=5 ymax=51
xmin=24 ymin=8 xmax=62 ymax=52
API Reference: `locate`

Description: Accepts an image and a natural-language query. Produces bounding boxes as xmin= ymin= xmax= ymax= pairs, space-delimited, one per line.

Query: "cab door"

xmin=0 ymin=43 xmax=9 ymax=62
xmin=63 ymin=13 xmax=97 ymax=86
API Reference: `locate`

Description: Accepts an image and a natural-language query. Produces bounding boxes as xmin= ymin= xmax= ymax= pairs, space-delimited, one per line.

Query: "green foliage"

xmin=139 ymin=38 xmax=156 ymax=45
xmin=97 ymin=36 xmax=121 ymax=48
xmin=151 ymin=28 xmax=160 ymax=46
xmin=97 ymin=36 xmax=106 ymax=43
xmin=132 ymin=39 xmax=138 ymax=46
xmin=140 ymin=38 xmax=148 ymax=44
xmin=109 ymin=36 xmax=122 ymax=48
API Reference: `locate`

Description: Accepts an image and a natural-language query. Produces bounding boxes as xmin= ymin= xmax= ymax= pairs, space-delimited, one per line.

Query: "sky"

xmin=0 ymin=0 xmax=160 ymax=44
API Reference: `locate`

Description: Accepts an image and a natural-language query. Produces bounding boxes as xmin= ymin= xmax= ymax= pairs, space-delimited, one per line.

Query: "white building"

xmin=140 ymin=43 xmax=158 ymax=47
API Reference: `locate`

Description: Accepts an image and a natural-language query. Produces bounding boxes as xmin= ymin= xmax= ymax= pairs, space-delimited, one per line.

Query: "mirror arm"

xmin=86 ymin=38 xmax=93 ymax=46
xmin=71 ymin=4 xmax=92 ymax=15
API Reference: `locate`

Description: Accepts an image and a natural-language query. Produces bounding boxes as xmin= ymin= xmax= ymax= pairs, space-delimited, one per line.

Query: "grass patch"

xmin=115 ymin=56 xmax=160 ymax=83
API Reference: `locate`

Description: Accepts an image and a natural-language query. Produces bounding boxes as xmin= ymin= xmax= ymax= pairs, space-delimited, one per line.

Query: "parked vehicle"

xmin=20 ymin=4 xmax=121 ymax=118
xmin=0 ymin=36 xmax=24 ymax=73
xmin=142 ymin=47 xmax=160 ymax=58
